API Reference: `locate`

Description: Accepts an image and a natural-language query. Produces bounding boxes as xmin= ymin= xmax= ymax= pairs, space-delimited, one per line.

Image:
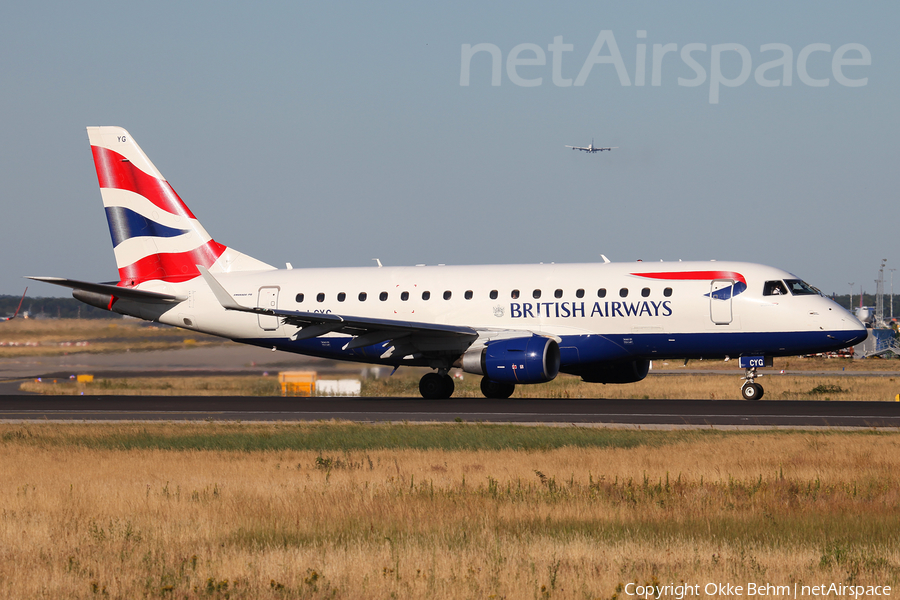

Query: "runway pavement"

xmin=1 ymin=395 xmax=898 ymax=427
xmin=2 ymin=346 xmax=899 ymax=427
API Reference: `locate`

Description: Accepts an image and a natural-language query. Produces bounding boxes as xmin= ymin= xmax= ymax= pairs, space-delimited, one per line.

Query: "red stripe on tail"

xmin=117 ymin=240 xmax=227 ymax=286
xmin=91 ymin=146 xmax=197 ymax=219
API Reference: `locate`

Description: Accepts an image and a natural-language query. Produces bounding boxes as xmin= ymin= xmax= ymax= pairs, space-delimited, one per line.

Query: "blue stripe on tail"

xmin=105 ymin=206 xmax=191 ymax=248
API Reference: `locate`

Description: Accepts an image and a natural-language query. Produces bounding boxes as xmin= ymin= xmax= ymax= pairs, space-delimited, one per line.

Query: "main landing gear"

xmin=480 ymin=378 xmax=515 ymax=399
xmin=418 ymin=371 xmax=517 ymax=399
xmin=419 ymin=371 xmax=455 ymax=400
xmin=740 ymin=367 xmax=765 ymax=401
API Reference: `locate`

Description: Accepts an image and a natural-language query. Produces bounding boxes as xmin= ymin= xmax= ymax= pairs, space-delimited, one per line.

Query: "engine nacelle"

xmin=577 ymin=359 xmax=650 ymax=384
xmin=461 ymin=336 xmax=560 ymax=384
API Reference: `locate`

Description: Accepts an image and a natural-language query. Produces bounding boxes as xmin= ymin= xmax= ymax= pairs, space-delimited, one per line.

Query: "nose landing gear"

xmin=740 ymin=373 xmax=764 ymax=401
xmin=738 ymin=356 xmax=772 ymax=401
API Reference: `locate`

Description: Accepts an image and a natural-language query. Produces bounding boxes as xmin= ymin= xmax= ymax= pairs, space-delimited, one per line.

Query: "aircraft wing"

xmin=565 ymin=145 xmax=588 ymax=151
xmin=26 ymin=277 xmax=187 ymax=303
xmin=199 ymin=267 xmax=478 ymax=353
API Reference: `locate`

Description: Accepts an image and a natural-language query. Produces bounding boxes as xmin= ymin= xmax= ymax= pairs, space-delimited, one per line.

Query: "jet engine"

xmin=461 ymin=336 xmax=560 ymax=384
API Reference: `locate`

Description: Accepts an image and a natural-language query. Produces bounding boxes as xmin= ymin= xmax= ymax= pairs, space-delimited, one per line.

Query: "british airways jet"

xmin=29 ymin=127 xmax=866 ymax=400
xmin=565 ymin=138 xmax=617 ymax=153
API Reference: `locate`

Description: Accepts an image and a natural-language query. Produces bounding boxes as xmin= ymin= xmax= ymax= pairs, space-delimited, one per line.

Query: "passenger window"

xmin=317 ymin=293 xmax=325 ymax=302
xmin=511 ymin=289 xmax=520 ymax=299
xmin=641 ymin=288 xmax=650 ymax=298
xmin=554 ymin=289 xmax=563 ymax=299
xmin=401 ymin=291 xmax=409 ymax=301
xmin=422 ymin=291 xmax=431 ymax=300
xmin=337 ymin=292 xmax=346 ymax=302
xmin=465 ymin=290 xmax=473 ymax=300
xmin=295 ymin=293 xmax=304 ymax=303
xmin=619 ymin=288 xmax=628 ymax=298
xmin=490 ymin=290 xmax=498 ymax=300
xmin=379 ymin=292 xmax=388 ymax=301
xmin=597 ymin=288 xmax=607 ymax=298
xmin=533 ymin=289 xmax=542 ymax=299
xmin=664 ymin=287 xmax=672 ymax=297
xmin=358 ymin=292 xmax=367 ymax=302
xmin=443 ymin=291 xmax=452 ymax=300
xmin=576 ymin=289 xmax=585 ymax=299
xmin=763 ymin=280 xmax=789 ymax=296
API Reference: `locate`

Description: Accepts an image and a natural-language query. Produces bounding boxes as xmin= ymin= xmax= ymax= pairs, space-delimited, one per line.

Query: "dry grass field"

xmin=1 ymin=423 xmax=899 ymax=599
xmin=0 ymin=319 xmax=226 ymax=358
xmin=20 ymin=368 xmax=900 ymax=402
xmin=21 ymin=375 xmax=284 ymax=397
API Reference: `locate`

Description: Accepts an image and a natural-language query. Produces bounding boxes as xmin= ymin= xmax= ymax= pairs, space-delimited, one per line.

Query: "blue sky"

xmin=1 ymin=1 xmax=897 ymax=297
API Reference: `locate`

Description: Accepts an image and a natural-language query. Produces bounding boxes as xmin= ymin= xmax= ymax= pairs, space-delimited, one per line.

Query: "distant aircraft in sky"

xmin=1 ymin=288 xmax=27 ymax=321
xmin=565 ymin=138 xmax=617 ymax=153
xmin=29 ymin=127 xmax=866 ymax=401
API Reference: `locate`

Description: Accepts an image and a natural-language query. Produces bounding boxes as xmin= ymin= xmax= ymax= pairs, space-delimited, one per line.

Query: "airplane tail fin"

xmin=87 ymin=126 xmax=273 ymax=287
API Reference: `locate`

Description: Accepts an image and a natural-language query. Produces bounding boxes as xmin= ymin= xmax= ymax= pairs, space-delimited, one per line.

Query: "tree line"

xmin=0 ymin=294 xmax=120 ymax=320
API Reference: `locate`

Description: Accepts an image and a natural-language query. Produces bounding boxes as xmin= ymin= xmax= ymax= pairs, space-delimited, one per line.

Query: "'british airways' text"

xmin=509 ymin=301 xmax=673 ymax=319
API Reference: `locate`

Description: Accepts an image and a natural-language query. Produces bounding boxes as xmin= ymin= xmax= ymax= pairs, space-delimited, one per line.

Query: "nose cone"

xmin=836 ymin=311 xmax=868 ymax=347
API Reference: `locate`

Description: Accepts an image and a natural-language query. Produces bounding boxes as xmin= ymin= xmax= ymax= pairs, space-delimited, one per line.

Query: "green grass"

xmin=3 ymin=422 xmax=897 ymax=453
xmin=2 ymin=422 xmax=707 ymax=451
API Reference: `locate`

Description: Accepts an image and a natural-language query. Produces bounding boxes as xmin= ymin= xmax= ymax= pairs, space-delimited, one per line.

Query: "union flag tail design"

xmin=87 ymin=126 xmax=272 ymax=286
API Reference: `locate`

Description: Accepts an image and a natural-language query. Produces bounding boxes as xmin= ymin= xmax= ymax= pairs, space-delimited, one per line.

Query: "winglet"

xmin=12 ymin=287 xmax=27 ymax=318
xmin=1 ymin=287 xmax=27 ymax=321
xmin=197 ymin=265 xmax=247 ymax=311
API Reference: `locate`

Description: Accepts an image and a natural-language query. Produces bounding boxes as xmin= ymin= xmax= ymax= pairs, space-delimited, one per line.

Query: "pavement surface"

xmin=1 ymin=347 xmax=898 ymax=427
xmin=0 ymin=396 xmax=898 ymax=428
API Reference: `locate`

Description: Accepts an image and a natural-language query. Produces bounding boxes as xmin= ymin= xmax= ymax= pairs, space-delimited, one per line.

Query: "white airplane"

xmin=565 ymin=138 xmax=617 ymax=153
xmin=1 ymin=288 xmax=27 ymax=321
xmin=29 ymin=127 xmax=866 ymax=401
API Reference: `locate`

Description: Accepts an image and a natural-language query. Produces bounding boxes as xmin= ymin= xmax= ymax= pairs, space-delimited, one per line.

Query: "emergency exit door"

xmin=257 ymin=287 xmax=280 ymax=330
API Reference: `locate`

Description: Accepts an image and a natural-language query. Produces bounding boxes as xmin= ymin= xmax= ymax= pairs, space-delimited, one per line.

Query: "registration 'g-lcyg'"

xmin=30 ymin=128 xmax=867 ymax=400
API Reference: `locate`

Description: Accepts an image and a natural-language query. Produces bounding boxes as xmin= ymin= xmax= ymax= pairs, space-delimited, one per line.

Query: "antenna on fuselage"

xmin=372 ymin=258 xmax=383 ymax=268
xmin=600 ymin=254 xmax=611 ymax=264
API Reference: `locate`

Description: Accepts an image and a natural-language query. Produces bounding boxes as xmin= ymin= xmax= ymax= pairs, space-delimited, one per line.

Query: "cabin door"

xmin=709 ymin=279 xmax=734 ymax=325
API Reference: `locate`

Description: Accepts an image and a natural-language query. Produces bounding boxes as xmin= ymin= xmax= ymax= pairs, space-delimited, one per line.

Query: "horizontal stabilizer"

xmin=26 ymin=277 xmax=187 ymax=303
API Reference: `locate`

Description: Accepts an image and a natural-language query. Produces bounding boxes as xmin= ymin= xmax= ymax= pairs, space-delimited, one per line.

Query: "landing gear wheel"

xmin=441 ymin=374 xmax=455 ymax=398
xmin=419 ymin=372 xmax=454 ymax=399
xmin=740 ymin=364 xmax=765 ymax=401
xmin=741 ymin=382 xmax=764 ymax=401
xmin=480 ymin=378 xmax=515 ymax=399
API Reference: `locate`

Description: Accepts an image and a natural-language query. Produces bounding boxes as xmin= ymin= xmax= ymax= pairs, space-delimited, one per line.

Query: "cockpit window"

xmin=763 ymin=280 xmax=788 ymax=296
xmin=784 ymin=279 xmax=820 ymax=296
